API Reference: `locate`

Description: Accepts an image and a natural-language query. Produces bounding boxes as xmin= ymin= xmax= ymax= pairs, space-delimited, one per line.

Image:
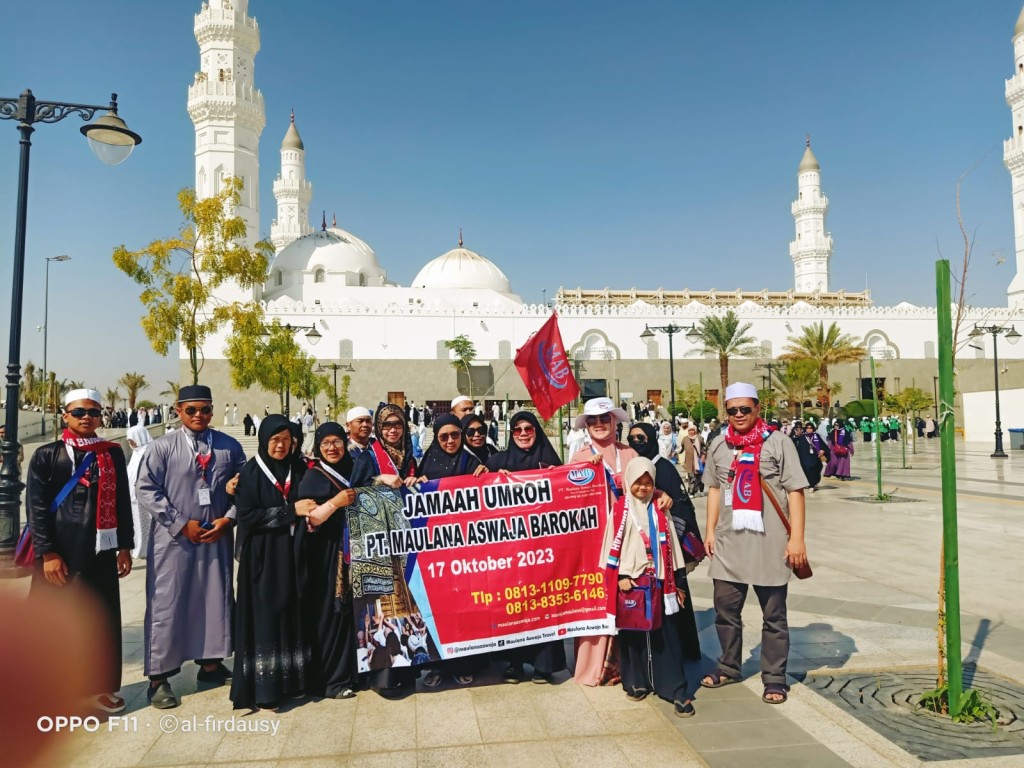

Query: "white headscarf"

xmin=126 ymin=425 xmax=152 ymax=495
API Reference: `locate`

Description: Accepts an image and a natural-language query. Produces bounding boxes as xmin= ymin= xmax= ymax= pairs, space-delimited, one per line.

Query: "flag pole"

xmin=558 ymin=405 xmax=566 ymax=463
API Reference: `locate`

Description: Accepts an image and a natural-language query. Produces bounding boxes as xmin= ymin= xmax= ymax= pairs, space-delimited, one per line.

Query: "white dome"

xmin=411 ymin=247 xmax=512 ymax=293
xmin=271 ymin=227 xmax=380 ymax=275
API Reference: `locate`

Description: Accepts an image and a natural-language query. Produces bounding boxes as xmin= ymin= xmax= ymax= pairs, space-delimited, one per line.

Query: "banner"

xmin=348 ymin=464 xmax=613 ymax=672
xmin=514 ymin=312 xmax=580 ymax=420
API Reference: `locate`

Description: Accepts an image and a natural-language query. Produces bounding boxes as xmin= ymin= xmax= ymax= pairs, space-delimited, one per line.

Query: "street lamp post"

xmin=260 ymin=323 xmax=322 ymax=417
xmin=317 ymin=362 xmax=355 ymax=415
xmin=970 ymin=324 xmax=1021 ymax=458
xmin=753 ymin=360 xmax=783 ymax=417
xmin=0 ymin=89 xmax=141 ymax=576
xmin=640 ymin=323 xmax=700 ymax=419
xmin=41 ymin=254 xmax=71 ymax=435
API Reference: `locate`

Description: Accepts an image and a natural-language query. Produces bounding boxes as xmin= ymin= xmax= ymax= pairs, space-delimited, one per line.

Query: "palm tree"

xmin=780 ymin=321 xmax=866 ymax=407
xmin=160 ymin=380 xmax=180 ymax=402
xmin=105 ymin=388 xmax=121 ymax=410
xmin=119 ymin=372 xmax=149 ymax=410
xmin=686 ymin=311 xmax=760 ymax=407
xmin=22 ymin=361 xmax=37 ymax=406
xmin=776 ymin=359 xmax=819 ymax=418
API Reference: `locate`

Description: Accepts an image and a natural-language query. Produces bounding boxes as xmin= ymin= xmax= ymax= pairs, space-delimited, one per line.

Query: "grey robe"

xmin=138 ymin=427 xmax=246 ymax=676
xmin=704 ymin=431 xmax=808 ymax=587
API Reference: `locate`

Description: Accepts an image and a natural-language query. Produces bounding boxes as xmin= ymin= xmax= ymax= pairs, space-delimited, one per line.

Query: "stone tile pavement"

xmin=5 ymin=437 xmax=1023 ymax=767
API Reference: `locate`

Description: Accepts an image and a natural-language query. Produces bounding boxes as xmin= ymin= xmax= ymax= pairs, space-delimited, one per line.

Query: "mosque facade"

xmin=185 ymin=0 xmax=1024 ymax=423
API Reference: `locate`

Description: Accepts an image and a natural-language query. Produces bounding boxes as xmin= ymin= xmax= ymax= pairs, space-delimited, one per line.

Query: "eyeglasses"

xmin=380 ymin=420 xmax=404 ymax=431
xmin=67 ymin=407 xmax=102 ymax=418
xmin=585 ymin=414 xmax=613 ymax=425
xmin=627 ymin=434 xmax=647 ymax=444
xmin=725 ymin=406 xmax=754 ymax=416
xmin=320 ymin=440 xmax=345 ymax=450
xmin=183 ymin=405 xmax=214 ymax=416
xmin=437 ymin=431 xmax=461 ymax=442
xmin=512 ymin=425 xmax=535 ymax=435
xmin=465 ymin=426 xmax=487 ymax=437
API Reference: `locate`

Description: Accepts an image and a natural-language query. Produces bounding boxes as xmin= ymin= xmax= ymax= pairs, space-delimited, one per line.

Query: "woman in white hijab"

xmin=126 ymin=425 xmax=153 ymax=559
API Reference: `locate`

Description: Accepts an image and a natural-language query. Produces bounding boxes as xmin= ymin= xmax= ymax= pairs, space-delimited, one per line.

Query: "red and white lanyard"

xmin=255 ymin=455 xmax=292 ymax=500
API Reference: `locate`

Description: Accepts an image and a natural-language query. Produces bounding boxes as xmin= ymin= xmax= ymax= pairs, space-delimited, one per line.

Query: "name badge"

xmin=198 ymin=487 xmax=212 ymax=506
xmin=723 ymin=485 xmax=733 ymax=508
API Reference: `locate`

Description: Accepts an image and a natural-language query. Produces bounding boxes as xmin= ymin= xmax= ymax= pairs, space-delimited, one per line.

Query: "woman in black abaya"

xmin=460 ymin=413 xmax=496 ymax=465
xmin=486 ymin=411 xmax=568 ymax=683
xmin=625 ymin=421 xmax=702 ymax=661
xmin=231 ymin=415 xmax=314 ymax=710
xmin=296 ymin=422 xmax=360 ymax=699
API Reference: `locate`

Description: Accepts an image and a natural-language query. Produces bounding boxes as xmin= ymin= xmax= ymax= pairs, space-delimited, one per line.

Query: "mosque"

xmin=186 ymin=0 xmax=1024 ymax=439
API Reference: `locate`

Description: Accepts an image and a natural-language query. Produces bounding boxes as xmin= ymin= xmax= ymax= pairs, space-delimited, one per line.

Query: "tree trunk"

xmin=820 ymin=362 xmax=831 ymax=407
xmin=719 ymin=355 xmax=728 ymax=413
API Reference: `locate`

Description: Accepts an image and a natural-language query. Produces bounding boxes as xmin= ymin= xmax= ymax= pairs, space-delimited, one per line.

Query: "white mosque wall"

xmin=962 ymin=388 xmax=1024 ymax=443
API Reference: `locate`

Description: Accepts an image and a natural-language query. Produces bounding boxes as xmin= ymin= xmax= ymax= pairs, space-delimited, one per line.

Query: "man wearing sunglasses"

xmin=700 ymin=382 xmax=809 ymax=705
xmin=135 ymin=384 xmax=247 ymax=709
xmin=26 ymin=388 xmax=134 ymax=714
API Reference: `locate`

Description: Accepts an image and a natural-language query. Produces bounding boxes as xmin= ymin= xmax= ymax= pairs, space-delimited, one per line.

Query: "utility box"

xmin=1009 ymin=428 xmax=1024 ymax=450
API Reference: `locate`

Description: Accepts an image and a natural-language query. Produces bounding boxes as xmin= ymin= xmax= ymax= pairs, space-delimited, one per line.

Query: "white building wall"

xmin=962 ymin=387 xmax=1024 ymax=442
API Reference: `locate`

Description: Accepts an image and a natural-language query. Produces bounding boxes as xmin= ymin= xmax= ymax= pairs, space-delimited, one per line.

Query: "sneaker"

xmin=147 ymin=681 xmax=179 ymax=710
xmin=93 ymin=693 xmax=126 ymax=714
xmin=196 ymin=662 xmax=233 ymax=685
xmin=673 ymin=699 xmax=696 ymax=718
xmin=503 ymin=664 xmax=523 ymax=684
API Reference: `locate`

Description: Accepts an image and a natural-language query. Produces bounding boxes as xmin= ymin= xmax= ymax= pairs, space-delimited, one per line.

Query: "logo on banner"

xmin=734 ymin=466 xmax=756 ymax=505
xmin=557 ymin=628 xmax=568 ymax=636
xmin=536 ymin=340 xmax=571 ymax=389
xmin=567 ymin=468 xmax=596 ymax=486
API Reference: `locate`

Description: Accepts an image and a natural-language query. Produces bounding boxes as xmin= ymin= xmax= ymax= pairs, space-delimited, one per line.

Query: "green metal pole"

xmin=869 ymin=357 xmax=883 ymax=499
xmin=935 ymin=260 xmax=963 ymax=718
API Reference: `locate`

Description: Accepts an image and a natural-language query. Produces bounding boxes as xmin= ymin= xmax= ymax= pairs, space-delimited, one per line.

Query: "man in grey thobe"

xmin=701 ymin=382 xmax=809 ymax=704
xmin=137 ymin=385 xmax=246 ymax=709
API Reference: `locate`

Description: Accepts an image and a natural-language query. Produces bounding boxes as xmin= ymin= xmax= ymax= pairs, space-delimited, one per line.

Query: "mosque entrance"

xmin=387 ymin=391 xmax=406 ymax=408
xmin=646 ymin=390 xmax=662 ymax=406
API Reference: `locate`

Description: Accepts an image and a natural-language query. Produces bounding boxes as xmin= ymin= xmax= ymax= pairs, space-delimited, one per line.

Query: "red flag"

xmin=514 ymin=313 xmax=579 ymax=420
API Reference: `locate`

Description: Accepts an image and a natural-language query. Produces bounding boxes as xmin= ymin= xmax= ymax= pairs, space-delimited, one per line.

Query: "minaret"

xmin=1003 ymin=6 xmax=1024 ymax=308
xmin=187 ymin=0 xmax=266 ymax=299
xmin=789 ymin=136 xmax=833 ymax=292
xmin=270 ymin=111 xmax=313 ymax=252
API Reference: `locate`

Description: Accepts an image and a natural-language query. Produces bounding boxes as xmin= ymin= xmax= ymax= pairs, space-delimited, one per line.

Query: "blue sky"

xmin=1 ymin=0 xmax=1022 ymax=395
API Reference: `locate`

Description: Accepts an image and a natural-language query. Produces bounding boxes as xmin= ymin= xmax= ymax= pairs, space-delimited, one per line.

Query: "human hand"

xmin=497 ymin=469 xmax=512 ymax=477
xmin=199 ymin=518 xmax=231 ymax=544
xmin=377 ymin=474 xmax=402 ymax=489
xmin=333 ymin=488 xmax=357 ymax=508
xmin=182 ymin=520 xmax=205 ymax=544
xmin=116 ymin=549 xmax=132 ymax=578
xmin=786 ymin=538 xmax=807 ymax=570
xmin=294 ymin=499 xmax=317 ymax=517
xmin=704 ymin=532 xmax=716 ymax=558
xmin=308 ymin=502 xmax=336 ymax=527
xmin=618 ymin=576 xmax=633 ymax=592
xmin=656 ymin=493 xmax=673 ymax=511
xmin=676 ymin=587 xmax=687 ymax=608
xmin=472 ymin=464 xmax=488 ymax=477
xmin=225 ymin=473 xmax=240 ymax=496
xmin=403 ymin=476 xmax=423 ymax=488
xmin=42 ymin=553 xmax=68 ymax=587
xmin=587 ymin=454 xmax=603 ymax=465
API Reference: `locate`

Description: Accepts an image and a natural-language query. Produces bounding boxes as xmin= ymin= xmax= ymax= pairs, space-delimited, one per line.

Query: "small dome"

xmin=282 ymin=114 xmax=304 ymax=151
xmin=798 ymin=145 xmax=819 ymax=172
xmin=270 ymin=227 xmax=379 ymax=275
xmin=411 ymin=246 xmax=512 ymax=293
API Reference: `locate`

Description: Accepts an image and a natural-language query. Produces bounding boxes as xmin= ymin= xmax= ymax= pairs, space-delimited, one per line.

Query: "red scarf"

xmin=605 ymin=494 xmax=677 ymax=615
xmin=723 ymin=419 xmax=771 ymax=532
xmin=62 ymin=429 xmax=119 ymax=552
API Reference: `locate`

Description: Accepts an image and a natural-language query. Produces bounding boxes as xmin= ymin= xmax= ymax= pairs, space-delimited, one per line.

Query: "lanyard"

xmin=255 ymin=455 xmax=292 ymax=500
xmin=183 ymin=430 xmax=214 ymax=481
xmin=591 ymin=444 xmax=623 ymax=498
xmin=317 ymin=460 xmax=351 ymax=488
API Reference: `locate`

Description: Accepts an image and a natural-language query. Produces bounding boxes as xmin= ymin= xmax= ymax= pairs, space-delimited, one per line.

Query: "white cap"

xmin=64 ymin=388 xmax=103 ymax=407
xmin=574 ymin=397 xmax=629 ymax=429
xmin=346 ymin=406 xmax=372 ymax=422
xmin=451 ymin=395 xmax=472 ymax=409
xmin=724 ymin=382 xmax=758 ymax=403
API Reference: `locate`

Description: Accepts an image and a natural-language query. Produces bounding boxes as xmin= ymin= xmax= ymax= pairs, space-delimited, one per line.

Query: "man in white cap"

xmin=26 ymin=388 xmax=134 ymax=714
xmin=451 ymin=395 xmax=474 ymax=420
xmin=346 ymin=406 xmax=375 ymax=459
xmin=700 ymin=382 xmax=808 ymax=705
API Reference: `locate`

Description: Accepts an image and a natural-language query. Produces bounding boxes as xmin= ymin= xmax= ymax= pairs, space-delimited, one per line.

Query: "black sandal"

xmin=762 ymin=683 xmax=788 ymax=704
xmin=700 ymin=671 xmax=740 ymax=689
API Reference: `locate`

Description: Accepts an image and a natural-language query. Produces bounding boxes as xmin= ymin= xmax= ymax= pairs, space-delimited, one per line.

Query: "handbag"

xmin=616 ymin=572 xmax=663 ymax=631
xmin=834 ymin=445 xmax=849 ymax=457
xmin=759 ymin=477 xmax=813 ymax=579
xmin=681 ymin=529 xmax=706 ymax=565
xmin=15 ymin=452 xmax=95 ymax=568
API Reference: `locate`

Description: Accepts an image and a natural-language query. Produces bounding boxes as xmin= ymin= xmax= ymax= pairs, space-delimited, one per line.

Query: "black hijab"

xmin=460 ymin=413 xmax=494 ymax=463
xmin=288 ymin=421 xmax=304 ymax=457
xmin=258 ymin=414 xmax=296 ymax=483
xmin=486 ymin=411 xmax=561 ymax=471
xmin=626 ymin=421 xmax=699 ymax=540
xmin=312 ymin=421 xmax=353 ymax=477
xmin=626 ymin=422 xmax=660 ymax=461
xmin=418 ymin=414 xmax=481 ymax=479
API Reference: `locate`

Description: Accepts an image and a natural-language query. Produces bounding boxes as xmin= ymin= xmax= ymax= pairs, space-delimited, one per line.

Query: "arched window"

xmin=358 ymin=272 xmax=367 ymax=287
xmin=273 ymin=270 xmax=282 ymax=287
xmin=339 ymin=339 xmax=354 ymax=360
xmin=436 ymin=341 xmax=449 ymax=360
xmin=645 ymin=338 xmax=660 ymax=360
xmin=314 ymin=268 xmax=326 ymax=283
xmin=924 ymin=340 xmax=936 ymax=359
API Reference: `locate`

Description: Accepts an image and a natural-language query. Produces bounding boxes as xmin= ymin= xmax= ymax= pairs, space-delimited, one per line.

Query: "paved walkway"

xmin=5 ymin=436 xmax=1022 ymax=767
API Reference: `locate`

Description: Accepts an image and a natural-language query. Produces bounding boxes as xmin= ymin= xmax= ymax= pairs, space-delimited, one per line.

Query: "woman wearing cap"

xmin=487 ymin=411 xmax=567 ymax=684
xmin=296 ymin=422 xmax=362 ymax=699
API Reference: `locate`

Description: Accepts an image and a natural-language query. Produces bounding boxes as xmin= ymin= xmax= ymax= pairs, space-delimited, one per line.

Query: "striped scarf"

xmin=62 ymin=429 xmax=120 ymax=552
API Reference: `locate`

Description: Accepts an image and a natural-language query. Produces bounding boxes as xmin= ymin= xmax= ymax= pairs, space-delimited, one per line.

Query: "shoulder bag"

xmin=759 ymin=477 xmax=813 ymax=579
xmin=14 ymin=452 xmax=95 ymax=568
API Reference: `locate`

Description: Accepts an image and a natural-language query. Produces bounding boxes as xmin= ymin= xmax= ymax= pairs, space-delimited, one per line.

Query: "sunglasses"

xmin=627 ymin=434 xmax=647 ymax=444
xmin=465 ymin=426 xmax=487 ymax=437
xmin=66 ymin=407 xmax=102 ymax=418
xmin=380 ymin=420 xmax=404 ymax=430
xmin=183 ymin=405 xmax=214 ymax=416
xmin=512 ymin=425 xmax=536 ymax=435
xmin=585 ymin=414 xmax=613 ymax=425
xmin=437 ymin=431 xmax=461 ymax=442
xmin=725 ymin=406 xmax=754 ymax=416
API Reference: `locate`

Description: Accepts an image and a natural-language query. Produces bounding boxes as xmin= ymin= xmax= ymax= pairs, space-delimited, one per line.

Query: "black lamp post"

xmin=753 ymin=360 xmax=784 ymax=419
xmin=260 ymin=323 xmax=322 ymax=417
xmin=0 ymin=90 xmax=141 ymax=576
xmin=639 ymin=323 xmax=700 ymax=419
xmin=317 ymin=362 xmax=355 ymax=414
xmin=41 ymin=254 xmax=71 ymax=435
xmin=969 ymin=324 xmax=1021 ymax=458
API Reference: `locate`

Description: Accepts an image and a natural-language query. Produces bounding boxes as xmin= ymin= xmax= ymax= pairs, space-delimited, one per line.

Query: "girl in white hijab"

xmin=126 ymin=425 xmax=153 ymax=559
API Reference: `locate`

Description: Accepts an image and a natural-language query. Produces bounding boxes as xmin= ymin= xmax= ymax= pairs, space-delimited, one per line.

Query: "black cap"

xmin=177 ymin=385 xmax=213 ymax=403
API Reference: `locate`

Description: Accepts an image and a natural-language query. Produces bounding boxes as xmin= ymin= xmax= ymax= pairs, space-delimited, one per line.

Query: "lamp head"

xmin=685 ymin=325 xmax=701 ymax=344
xmin=80 ymin=94 xmax=141 ymax=166
xmin=1006 ymin=325 xmax=1021 ymax=345
xmin=639 ymin=325 xmax=655 ymax=341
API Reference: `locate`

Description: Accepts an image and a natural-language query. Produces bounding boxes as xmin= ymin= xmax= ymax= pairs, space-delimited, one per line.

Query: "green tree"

xmin=780 ymin=321 xmax=866 ymax=408
xmin=22 ymin=361 xmax=37 ymax=406
xmin=119 ymin=372 xmax=149 ymax=410
xmin=674 ymin=383 xmax=702 ymax=415
xmin=336 ymin=374 xmax=353 ymax=415
xmin=685 ymin=311 xmax=759 ymax=409
xmin=884 ymin=386 xmax=934 ymax=455
xmin=160 ymin=380 xmax=181 ymax=402
xmin=444 ymin=334 xmax=478 ymax=398
xmin=225 ymin=315 xmax=316 ymax=413
xmin=775 ymin=359 xmax=819 ymax=418
xmin=113 ymin=177 xmax=272 ymax=385
xmin=105 ymin=388 xmax=120 ymax=411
